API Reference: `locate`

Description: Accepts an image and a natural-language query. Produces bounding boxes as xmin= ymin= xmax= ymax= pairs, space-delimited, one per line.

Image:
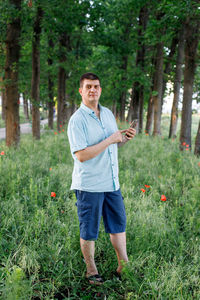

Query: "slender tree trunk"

xmin=127 ymin=6 xmax=148 ymax=127
xmin=119 ymin=55 xmax=128 ymax=122
xmin=169 ymin=26 xmax=185 ymax=138
xmin=194 ymin=120 xmax=200 ymax=156
xmin=139 ymin=87 xmax=144 ymax=133
xmin=5 ymin=0 xmax=21 ymax=147
xmin=31 ymin=6 xmax=43 ymax=139
xmin=161 ymin=35 xmax=178 ymax=109
xmin=47 ymin=38 xmax=54 ymax=129
xmin=153 ymin=42 xmax=164 ymax=136
xmin=57 ymin=34 xmax=70 ymax=130
xmin=145 ymin=95 xmax=154 ymax=134
xmin=180 ymin=18 xmax=199 ymax=150
xmin=1 ymin=85 xmax=6 ymax=121
xmin=23 ymin=93 xmax=29 ymax=120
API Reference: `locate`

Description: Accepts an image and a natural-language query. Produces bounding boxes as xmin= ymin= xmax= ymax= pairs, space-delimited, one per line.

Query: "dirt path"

xmin=0 ymin=119 xmax=49 ymax=140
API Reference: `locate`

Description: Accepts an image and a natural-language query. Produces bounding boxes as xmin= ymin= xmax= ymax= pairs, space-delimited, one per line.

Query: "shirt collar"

xmin=80 ymin=102 xmax=102 ymax=115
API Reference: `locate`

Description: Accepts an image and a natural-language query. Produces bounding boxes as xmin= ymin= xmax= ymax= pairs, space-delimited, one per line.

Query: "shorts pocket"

xmin=77 ymin=203 xmax=92 ymax=222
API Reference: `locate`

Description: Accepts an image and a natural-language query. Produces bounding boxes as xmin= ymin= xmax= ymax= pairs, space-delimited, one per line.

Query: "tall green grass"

xmin=0 ymin=116 xmax=199 ymax=299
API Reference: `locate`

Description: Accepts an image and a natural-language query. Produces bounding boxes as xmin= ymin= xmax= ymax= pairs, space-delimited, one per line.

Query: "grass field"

xmin=0 ymin=115 xmax=199 ymax=299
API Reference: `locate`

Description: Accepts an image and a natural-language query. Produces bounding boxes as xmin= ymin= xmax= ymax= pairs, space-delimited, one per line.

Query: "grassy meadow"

xmin=0 ymin=115 xmax=199 ymax=299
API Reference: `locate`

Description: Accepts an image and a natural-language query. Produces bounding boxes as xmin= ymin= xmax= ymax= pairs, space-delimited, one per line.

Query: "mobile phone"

xmin=129 ymin=119 xmax=138 ymax=129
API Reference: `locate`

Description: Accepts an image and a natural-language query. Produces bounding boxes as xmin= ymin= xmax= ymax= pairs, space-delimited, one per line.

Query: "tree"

xmin=169 ymin=25 xmax=185 ymax=139
xmin=5 ymin=0 xmax=21 ymax=147
xmin=31 ymin=5 xmax=43 ymax=139
xmin=180 ymin=13 xmax=200 ymax=150
xmin=194 ymin=120 xmax=200 ymax=156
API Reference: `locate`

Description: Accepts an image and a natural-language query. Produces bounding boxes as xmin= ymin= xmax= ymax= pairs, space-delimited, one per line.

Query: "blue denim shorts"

xmin=75 ymin=189 xmax=126 ymax=240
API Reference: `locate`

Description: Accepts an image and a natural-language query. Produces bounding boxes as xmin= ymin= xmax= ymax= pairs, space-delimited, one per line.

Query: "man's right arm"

xmin=75 ymin=130 xmax=126 ymax=162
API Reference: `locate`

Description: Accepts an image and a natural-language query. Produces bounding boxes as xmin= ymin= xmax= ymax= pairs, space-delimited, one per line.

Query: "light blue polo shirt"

xmin=67 ymin=102 xmax=119 ymax=192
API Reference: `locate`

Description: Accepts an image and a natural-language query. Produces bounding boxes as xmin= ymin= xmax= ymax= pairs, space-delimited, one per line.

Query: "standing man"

xmin=67 ymin=73 xmax=136 ymax=284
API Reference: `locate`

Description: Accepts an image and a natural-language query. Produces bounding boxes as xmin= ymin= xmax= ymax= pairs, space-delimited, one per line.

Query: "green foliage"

xmin=0 ymin=116 xmax=199 ymax=299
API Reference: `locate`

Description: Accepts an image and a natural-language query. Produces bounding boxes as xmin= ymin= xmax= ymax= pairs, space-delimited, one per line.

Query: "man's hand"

xmin=125 ymin=127 xmax=136 ymax=140
xmin=109 ymin=130 xmax=127 ymax=144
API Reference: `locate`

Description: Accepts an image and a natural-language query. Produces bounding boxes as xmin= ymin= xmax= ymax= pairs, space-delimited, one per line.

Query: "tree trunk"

xmin=169 ymin=26 xmax=185 ymax=139
xmin=5 ymin=0 xmax=21 ymax=147
xmin=23 ymin=93 xmax=29 ymax=120
xmin=119 ymin=55 xmax=128 ymax=122
xmin=161 ymin=35 xmax=178 ymax=109
xmin=180 ymin=18 xmax=199 ymax=150
xmin=31 ymin=6 xmax=43 ymax=139
xmin=153 ymin=42 xmax=164 ymax=136
xmin=139 ymin=87 xmax=144 ymax=133
xmin=194 ymin=120 xmax=200 ymax=156
xmin=57 ymin=34 xmax=70 ymax=130
xmin=145 ymin=95 xmax=154 ymax=134
xmin=127 ymin=6 xmax=148 ymax=126
xmin=1 ymin=87 xmax=6 ymax=121
xmin=47 ymin=39 xmax=54 ymax=129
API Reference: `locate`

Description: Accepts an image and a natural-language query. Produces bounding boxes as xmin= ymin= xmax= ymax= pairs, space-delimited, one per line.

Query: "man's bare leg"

xmin=80 ymin=238 xmax=98 ymax=277
xmin=110 ymin=232 xmax=128 ymax=274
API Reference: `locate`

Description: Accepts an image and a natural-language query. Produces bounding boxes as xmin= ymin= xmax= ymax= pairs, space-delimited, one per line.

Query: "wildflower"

xmin=145 ymin=185 xmax=150 ymax=188
xmin=182 ymin=142 xmax=186 ymax=146
xmin=51 ymin=192 xmax=56 ymax=197
xmin=49 ymin=168 xmax=52 ymax=171
xmin=59 ymin=131 xmax=61 ymax=133
xmin=186 ymin=144 xmax=189 ymax=147
xmin=62 ymin=129 xmax=64 ymax=132
xmin=141 ymin=188 xmax=146 ymax=193
xmin=198 ymin=162 xmax=200 ymax=167
xmin=145 ymin=133 xmax=149 ymax=136
xmin=161 ymin=195 xmax=166 ymax=201
xmin=186 ymin=148 xmax=189 ymax=151
xmin=1 ymin=151 xmax=5 ymax=155
xmin=60 ymin=125 xmax=62 ymax=128
xmin=54 ymin=132 xmax=57 ymax=135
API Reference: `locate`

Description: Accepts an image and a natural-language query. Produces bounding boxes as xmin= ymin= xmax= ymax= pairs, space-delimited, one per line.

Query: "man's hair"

xmin=80 ymin=72 xmax=101 ymax=87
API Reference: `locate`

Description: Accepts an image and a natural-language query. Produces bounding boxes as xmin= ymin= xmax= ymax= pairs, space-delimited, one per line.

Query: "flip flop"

xmin=86 ymin=274 xmax=104 ymax=285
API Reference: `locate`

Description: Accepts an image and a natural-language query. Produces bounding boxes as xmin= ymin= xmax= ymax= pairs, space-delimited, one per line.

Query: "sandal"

xmin=86 ymin=274 xmax=104 ymax=285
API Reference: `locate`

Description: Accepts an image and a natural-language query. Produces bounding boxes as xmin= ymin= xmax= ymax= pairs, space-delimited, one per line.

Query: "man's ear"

xmin=79 ymin=88 xmax=82 ymax=96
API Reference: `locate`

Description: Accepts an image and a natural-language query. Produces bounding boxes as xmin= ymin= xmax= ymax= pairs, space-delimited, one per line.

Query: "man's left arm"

xmin=118 ymin=127 xmax=136 ymax=147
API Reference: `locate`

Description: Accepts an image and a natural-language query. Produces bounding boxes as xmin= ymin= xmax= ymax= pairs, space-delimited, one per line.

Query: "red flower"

xmin=54 ymin=132 xmax=57 ymax=135
xmin=51 ymin=192 xmax=56 ymax=197
xmin=186 ymin=144 xmax=189 ymax=147
xmin=186 ymin=148 xmax=189 ymax=151
xmin=145 ymin=185 xmax=150 ymax=188
xmin=49 ymin=168 xmax=52 ymax=171
xmin=59 ymin=131 xmax=61 ymax=133
xmin=60 ymin=125 xmax=62 ymax=128
xmin=141 ymin=188 xmax=146 ymax=193
xmin=182 ymin=142 xmax=186 ymax=146
xmin=1 ymin=151 xmax=5 ymax=155
xmin=161 ymin=195 xmax=166 ymax=201
xmin=62 ymin=129 xmax=64 ymax=132
xmin=198 ymin=162 xmax=200 ymax=167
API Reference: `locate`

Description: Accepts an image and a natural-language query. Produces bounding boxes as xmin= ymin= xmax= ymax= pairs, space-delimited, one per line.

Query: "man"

xmin=67 ymin=73 xmax=136 ymax=284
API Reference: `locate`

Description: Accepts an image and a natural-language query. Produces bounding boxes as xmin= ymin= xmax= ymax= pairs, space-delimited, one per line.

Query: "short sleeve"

xmin=67 ymin=117 xmax=88 ymax=154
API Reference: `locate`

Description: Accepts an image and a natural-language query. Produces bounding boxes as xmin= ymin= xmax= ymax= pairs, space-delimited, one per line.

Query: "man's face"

xmin=79 ymin=79 xmax=102 ymax=106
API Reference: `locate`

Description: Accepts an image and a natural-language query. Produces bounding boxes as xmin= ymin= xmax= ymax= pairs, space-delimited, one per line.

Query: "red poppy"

xmin=49 ymin=168 xmax=52 ymax=171
xmin=186 ymin=148 xmax=189 ymax=151
xmin=182 ymin=142 xmax=186 ymax=146
xmin=145 ymin=133 xmax=149 ymax=136
xmin=51 ymin=192 xmax=56 ymax=197
xmin=161 ymin=195 xmax=166 ymax=201
xmin=59 ymin=131 xmax=61 ymax=133
xmin=145 ymin=185 xmax=150 ymax=188
xmin=198 ymin=162 xmax=200 ymax=167
xmin=0 ymin=151 xmax=5 ymax=155
xmin=54 ymin=132 xmax=57 ymax=135
xmin=141 ymin=188 xmax=146 ymax=193
xmin=186 ymin=144 xmax=189 ymax=147
xmin=60 ymin=125 xmax=62 ymax=128
xmin=62 ymin=129 xmax=64 ymax=132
